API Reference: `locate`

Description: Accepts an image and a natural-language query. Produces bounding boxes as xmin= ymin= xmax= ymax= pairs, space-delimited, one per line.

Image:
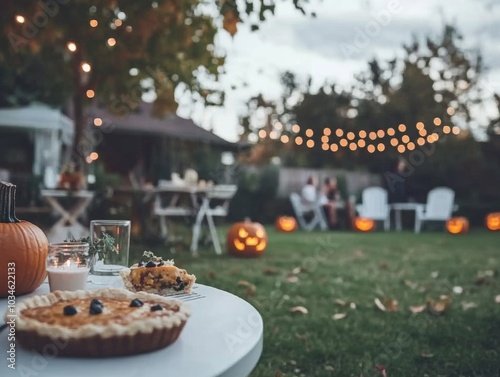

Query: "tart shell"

xmin=9 ymin=289 xmax=190 ymax=358
xmin=16 ymin=321 xmax=187 ymax=357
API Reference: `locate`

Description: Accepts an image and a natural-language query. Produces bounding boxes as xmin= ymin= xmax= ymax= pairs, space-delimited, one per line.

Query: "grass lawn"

xmin=131 ymin=229 xmax=500 ymax=377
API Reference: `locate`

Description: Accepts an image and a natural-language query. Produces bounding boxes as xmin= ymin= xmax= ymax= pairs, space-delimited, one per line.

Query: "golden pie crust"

xmin=10 ymin=289 xmax=190 ymax=357
xmin=120 ymin=262 xmax=196 ymax=295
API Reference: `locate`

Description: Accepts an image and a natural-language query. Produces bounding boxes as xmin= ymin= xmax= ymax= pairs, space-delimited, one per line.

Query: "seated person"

xmin=321 ymin=177 xmax=339 ymax=227
xmin=301 ymin=176 xmax=319 ymax=207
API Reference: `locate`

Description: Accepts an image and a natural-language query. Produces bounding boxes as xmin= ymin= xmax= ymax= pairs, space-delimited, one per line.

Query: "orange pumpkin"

xmin=353 ymin=217 xmax=376 ymax=232
xmin=275 ymin=216 xmax=298 ymax=233
xmin=227 ymin=220 xmax=267 ymax=257
xmin=446 ymin=217 xmax=469 ymax=234
xmin=486 ymin=212 xmax=500 ymax=231
xmin=0 ymin=182 xmax=48 ymax=297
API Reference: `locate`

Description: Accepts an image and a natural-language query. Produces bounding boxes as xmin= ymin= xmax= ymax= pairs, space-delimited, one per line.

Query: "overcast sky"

xmin=179 ymin=0 xmax=500 ymax=142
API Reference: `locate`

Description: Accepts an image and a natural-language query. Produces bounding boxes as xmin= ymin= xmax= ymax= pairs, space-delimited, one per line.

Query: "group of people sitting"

xmin=301 ymin=176 xmax=354 ymax=228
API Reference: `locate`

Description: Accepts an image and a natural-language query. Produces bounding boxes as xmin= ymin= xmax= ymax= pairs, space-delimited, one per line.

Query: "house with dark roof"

xmin=86 ymin=102 xmax=242 ymax=184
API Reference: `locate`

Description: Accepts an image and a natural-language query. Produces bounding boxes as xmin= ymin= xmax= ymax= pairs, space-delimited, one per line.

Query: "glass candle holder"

xmin=90 ymin=220 xmax=130 ymax=276
xmin=47 ymin=242 xmax=90 ymax=292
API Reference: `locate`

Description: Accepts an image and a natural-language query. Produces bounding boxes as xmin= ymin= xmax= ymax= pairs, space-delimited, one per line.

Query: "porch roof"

xmin=86 ymin=102 xmax=239 ymax=150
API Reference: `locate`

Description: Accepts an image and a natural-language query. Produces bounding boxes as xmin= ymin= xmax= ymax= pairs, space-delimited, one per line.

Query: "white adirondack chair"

xmin=414 ymin=187 xmax=455 ymax=233
xmin=289 ymin=192 xmax=328 ymax=231
xmin=355 ymin=187 xmax=390 ymax=231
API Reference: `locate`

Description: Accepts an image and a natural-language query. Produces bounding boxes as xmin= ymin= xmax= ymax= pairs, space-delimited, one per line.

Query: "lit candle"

xmin=47 ymin=242 xmax=90 ymax=292
xmin=47 ymin=260 xmax=89 ymax=292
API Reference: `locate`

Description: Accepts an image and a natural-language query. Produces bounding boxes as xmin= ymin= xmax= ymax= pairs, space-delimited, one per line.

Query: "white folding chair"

xmin=289 ymin=192 xmax=328 ymax=231
xmin=414 ymin=187 xmax=455 ymax=233
xmin=355 ymin=187 xmax=391 ymax=231
xmin=190 ymin=185 xmax=237 ymax=255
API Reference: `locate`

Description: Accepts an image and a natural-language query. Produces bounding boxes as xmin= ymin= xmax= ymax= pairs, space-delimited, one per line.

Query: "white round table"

xmin=0 ymin=279 xmax=263 ymax=377
xmin=390 ymin=202 xmax=424 ymax=231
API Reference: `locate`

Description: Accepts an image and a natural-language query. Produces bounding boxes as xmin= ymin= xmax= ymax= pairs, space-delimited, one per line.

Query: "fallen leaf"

xmin=461 ymin=301 xmax=478 ymax=310
xmin=374 ymin=298 xmax=387 ymax=312
xmin=295 ymin=333 xmax=308 ymax=340
xmin=353 ymin=250 xmax=364 ymax=259
xmin=379 ymin=262 xmax=388 ymax=270
xmin=206 ymin=271 xmax=216 ymax=279
xmin=332 ymin=313 xmax=347 ymax=320
xmin=274 ymin=370 xmax=284 ymax=377
xmin=375 ymin=364 xmax=388 ymax=377
xmin=290 ymin=306 xmax=308 ymax=314
xmin=291 ymin=267 xmax=302 ymax=275
xmin=428 ymin=296 xmax=451 ymax=314
xmin=409 ymin=305 xmax=427 ymax=313
xmin=334 ymin=299 xmax=347 ymax=306
xmin=420 ymin=352 xmax=434 ymax=358
xmin=294 ymin=332 xmax=311 ymax=352
xmin=495 ymin=295 xmax=500 ymax=303
xmin=404 ymin=280 xmax=418 ymax=289
xmin=263 ymin=267 xmax=279 ymax=276
xmin=285 ymin=275 xmax=299 ymax=283
xmin=375 ymin=298 xmax=398 ymax=312
xmin=481 ymin=269 xmax=496 ymax=277
xmin=385 ymin=299 xmax=398 ymax=312
xmin=229 ymin=267 xmax=239 ymax=275
xmin=452 ymin=286 xmax=463 ymax=295
xmin=245 ymin=285 xmax=256 ymax=296
xmin=237 ymin=280 xmax=256 ymax=296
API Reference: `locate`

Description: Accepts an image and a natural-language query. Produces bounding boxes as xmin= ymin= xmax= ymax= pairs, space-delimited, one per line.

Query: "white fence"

xmin=277 ymin=168 xmax=382 ymax=199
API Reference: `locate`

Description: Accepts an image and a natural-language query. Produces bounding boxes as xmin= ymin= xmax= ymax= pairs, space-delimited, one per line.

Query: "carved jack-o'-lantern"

xmin=353 ymin=217 xmax=376 ymax=232
xmin=486 ymin=212 xmax=500 ymax=231
xmin=275 ymin=216 xmax=298 ymax=233
xmin=446 ymin=217 xmax=469 ymax=234
xmin=227 ymin=220 xmax=267 ymax=257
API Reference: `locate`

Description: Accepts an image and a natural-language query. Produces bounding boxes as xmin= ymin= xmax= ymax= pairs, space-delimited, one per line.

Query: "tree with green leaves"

xmin=242 ymin=24 xmax=497 ymax=205
xmin=0 ymin=0 xmax=314 ymax=169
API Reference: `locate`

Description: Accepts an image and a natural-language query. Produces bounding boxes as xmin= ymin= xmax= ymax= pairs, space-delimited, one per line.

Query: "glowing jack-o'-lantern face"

xmin=486 ymin=212 xmax=500 ymax=231
xmin=275 ymin=216 xmax=298 ymax=233
xmin=227 ymin=221 xmax=267 ymax=257
xmin=446 ymin=217 xmax=469 ymax=234
xmin=353 ymin=217 xmax=376 ymax=232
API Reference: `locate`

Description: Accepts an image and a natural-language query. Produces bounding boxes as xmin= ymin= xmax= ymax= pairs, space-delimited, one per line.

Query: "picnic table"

xmin=41 ymin=189 xmax=94 ymax=242
xmin=113 ymin=183 xmax=236 ymax=254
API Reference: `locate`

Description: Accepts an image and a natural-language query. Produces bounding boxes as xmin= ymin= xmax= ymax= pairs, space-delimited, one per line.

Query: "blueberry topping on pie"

xmin=129 ymin=299 xmax=144 ymax=307
xmin=63 ymin=305 xmax=78 ymax=316
xmin=89 ymin=302 xmax=103 ymax=315
xmin=150 ymin=304 xmax=163 ymax=312
xmin=91 ymin=299 xmax=103 ymax=308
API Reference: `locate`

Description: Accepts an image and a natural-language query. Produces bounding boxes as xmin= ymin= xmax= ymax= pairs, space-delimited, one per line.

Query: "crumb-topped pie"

xmin=120 ymin=251 xmax=196 ymax=295
xmin=11 ymin=288 xmax=190 ymax=357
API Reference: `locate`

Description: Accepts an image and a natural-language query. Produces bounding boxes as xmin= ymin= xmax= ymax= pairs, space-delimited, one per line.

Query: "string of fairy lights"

xmin=13 ymin=13 xmax=463 ymax=158
xmin=14 ymin=12 xmax=128 ymax=101
xmin=258 ymin=107 xmax=462 ymax=154
xmin=14 ymin=12 xmax=129 ymax=164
